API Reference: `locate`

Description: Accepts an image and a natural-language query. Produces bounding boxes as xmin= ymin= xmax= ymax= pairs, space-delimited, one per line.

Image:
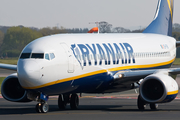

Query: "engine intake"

xmin=1 ymin=73 xmax=31 ymax=102
xmin=139 ymin=72 xmax=178 ymax=103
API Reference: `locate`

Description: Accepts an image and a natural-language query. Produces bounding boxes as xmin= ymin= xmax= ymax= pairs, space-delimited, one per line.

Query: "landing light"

xmin=118 ymin=74 xmax=124 ymax=78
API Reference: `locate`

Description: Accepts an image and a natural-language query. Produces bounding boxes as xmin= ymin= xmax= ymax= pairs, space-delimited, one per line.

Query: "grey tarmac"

xmin=0 ymin=97 xmax=180 ymax=120
xmin=0 ymin=68 xmax=15 ymax=77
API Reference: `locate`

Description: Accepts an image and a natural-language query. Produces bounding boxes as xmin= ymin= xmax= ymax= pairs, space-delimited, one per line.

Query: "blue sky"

xmin=0 ymin=0 xmax=179 ymax=30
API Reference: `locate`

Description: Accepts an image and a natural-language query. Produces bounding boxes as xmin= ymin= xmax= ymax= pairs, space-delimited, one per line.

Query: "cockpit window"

xmin=45 ymin=54 xmax=50 ymax=60
xmin=50 ymin=53 xmax=55 ymax=60
xmin=31 ymin=53 xmax=44 ymax=59
xmin=20 ymin=53 xmax=31 ymax=59
xmin=20 ymin=52 xmax=54 ymax=60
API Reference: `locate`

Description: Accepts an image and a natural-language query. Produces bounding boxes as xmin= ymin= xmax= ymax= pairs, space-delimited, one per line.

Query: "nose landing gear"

xmin=35 ymin=93 xmax=49 ymax=113
xmin=36 ymin=102 xmax=49 ymax=113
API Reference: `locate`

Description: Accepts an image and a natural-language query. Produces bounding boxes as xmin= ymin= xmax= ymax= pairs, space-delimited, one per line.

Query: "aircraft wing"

xmin=113 ymin=68 xmax=180 ymax=84
xmin=169 ymin=68 xmax=180 ymax=74
xmin=0 ymin=63 xmax=17 ymax=71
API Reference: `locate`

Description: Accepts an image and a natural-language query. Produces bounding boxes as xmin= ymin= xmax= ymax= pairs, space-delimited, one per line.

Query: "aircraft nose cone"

xmin=18 ymin=60 xmax=40 ymax=88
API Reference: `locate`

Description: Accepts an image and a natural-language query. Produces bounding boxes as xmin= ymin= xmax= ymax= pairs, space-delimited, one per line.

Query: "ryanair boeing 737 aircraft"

xmin=1 ymin=0 xmax=180 ymax=113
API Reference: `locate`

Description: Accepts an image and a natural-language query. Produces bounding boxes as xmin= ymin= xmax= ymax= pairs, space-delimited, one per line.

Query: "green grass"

xmin=173 ymin=58 xmax=180 ymax=65
xmin=0 ymin=58 xmax=18 ymax=65
xmin=0 ymin=77 xmax=5 ymax=93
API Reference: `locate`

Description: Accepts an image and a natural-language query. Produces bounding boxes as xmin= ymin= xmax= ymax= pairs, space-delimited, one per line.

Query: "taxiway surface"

xmin=1 ymin=97 xmax=180 ymax=120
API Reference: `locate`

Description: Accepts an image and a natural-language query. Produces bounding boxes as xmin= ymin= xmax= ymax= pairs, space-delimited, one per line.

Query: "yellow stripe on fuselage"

xmin=23 ymin=58 xmax=175 ymax=90
xmin=108 ymin=58 xmax=175 ymax=72
xmin=167 ymin=0 xmax=173 ymax=20
xmin=167 ymin=90 xmax=178 ymax=95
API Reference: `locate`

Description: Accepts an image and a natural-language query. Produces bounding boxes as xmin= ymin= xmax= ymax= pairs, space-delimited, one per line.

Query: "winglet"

xmin=143 ymin=0 xmax=174 ymax=36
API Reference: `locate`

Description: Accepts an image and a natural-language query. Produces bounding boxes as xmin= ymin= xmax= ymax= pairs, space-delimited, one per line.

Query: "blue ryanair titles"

xmin=71 ymin=43 xmax=136 ymax=66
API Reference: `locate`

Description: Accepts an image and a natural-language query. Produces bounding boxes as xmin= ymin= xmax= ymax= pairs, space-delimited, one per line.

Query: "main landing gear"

xmin=137 ymin=95 xmax=158 ymax=110
xmin=58 ymin=93 xmax=79 ymax=110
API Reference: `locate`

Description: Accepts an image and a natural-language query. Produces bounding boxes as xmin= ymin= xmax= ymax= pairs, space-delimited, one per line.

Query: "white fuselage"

xmin=17 ymin=33 xmax=176 ymax=95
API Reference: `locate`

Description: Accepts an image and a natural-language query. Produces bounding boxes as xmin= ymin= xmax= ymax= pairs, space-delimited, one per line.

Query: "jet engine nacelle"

xmin=139 ymin=72 xmax=178 ymax=103
xmin=1 ymin=73 xmax=31 ymax=102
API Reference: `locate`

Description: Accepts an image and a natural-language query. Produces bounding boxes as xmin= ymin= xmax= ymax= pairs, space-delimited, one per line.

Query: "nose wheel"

xmin=36 ymin=102 xmax=49 ymax=113
xmin=35 ymin=103 xmax=42 ymax=113
xmin=34 ymin=93 xmax=49 ymax=113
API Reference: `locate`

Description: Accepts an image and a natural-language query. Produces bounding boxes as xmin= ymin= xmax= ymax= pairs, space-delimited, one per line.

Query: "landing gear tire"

xmin=35 ymin=103 xmax=42 ymax=113
xmin=150 ymin=103 xmax=158 ymax=110
xmin=70 ymin=94 xmax=79 ymax=109
xmin=137 ymin=95 xmax=146 ymax=110
xmin=40 ymin=102 xmax=49 ymax=113
xmin=58 ymin=94 xmax=68 ymax=110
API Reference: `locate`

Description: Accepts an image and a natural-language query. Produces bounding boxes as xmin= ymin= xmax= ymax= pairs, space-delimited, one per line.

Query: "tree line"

xmin=0 ymin=26 xmax=89 ymax=58
xmin=0 ymin=22 xmax=180 ymax=58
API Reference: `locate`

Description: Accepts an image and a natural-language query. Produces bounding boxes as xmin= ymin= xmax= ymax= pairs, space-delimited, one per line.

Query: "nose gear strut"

xmin=35 ymin=93 xmax=49 ymax=113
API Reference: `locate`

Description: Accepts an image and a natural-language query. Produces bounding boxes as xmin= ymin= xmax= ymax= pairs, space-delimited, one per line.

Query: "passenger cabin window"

xmin=45 ymin=54 xmax=50 ymax=60
xmin=31 ymin=53 xmax=44 ymax=59
xmin=20 ymin=53 xmax=31 ymax=59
